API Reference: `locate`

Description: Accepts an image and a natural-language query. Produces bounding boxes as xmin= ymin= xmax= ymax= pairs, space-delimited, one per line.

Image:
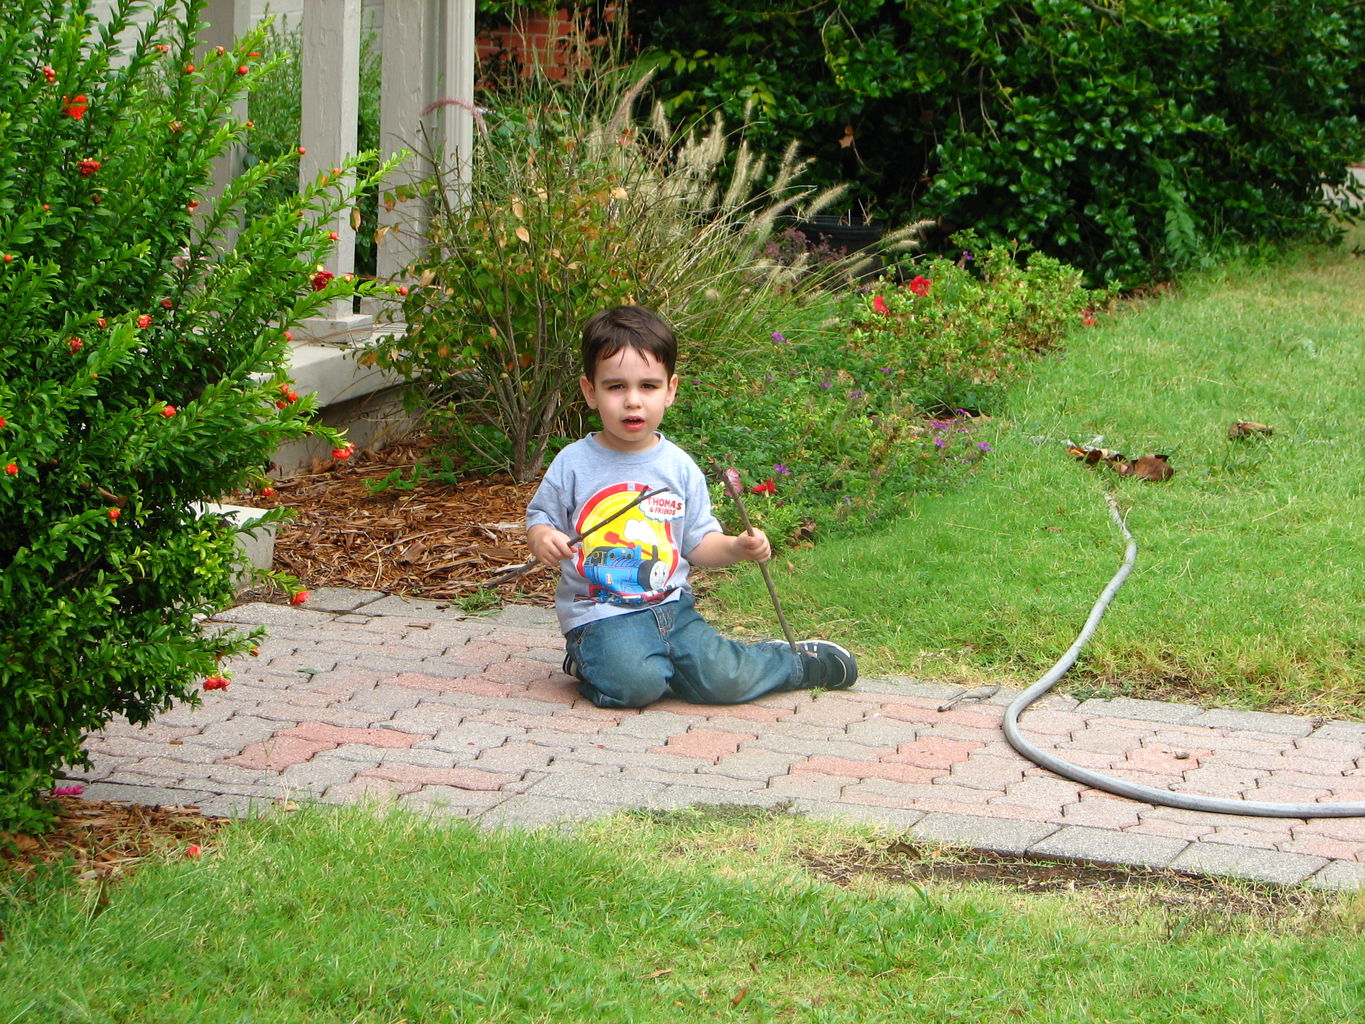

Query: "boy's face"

xmin=580 ymin=346 xmax=678 ymax=453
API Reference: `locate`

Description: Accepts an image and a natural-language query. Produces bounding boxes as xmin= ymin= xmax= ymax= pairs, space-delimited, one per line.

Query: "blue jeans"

xmin=564 ymin=592 xmax=804 ymax=709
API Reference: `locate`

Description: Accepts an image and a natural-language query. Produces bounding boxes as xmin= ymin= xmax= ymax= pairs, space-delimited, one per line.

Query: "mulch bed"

xmin=246 ymin=436 xmax=557 ymax=605
xmin=1 ymin=798 xmax=223 ymax=885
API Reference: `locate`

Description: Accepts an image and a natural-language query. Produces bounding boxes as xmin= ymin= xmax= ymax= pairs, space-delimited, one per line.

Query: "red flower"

xmin=1080 ymin=309 xmax=1097 ymax=326
xmin=260 ymin=486 xmax=275 ymax=497
xmin=138 ymin=314 xmax=153 ymax=328
xmin=202 ymin=675 xmax=230 ymax=691
xmin=4 ymin=462 xmax=17 ymax=476
xmin=77 ymin=158 xmax=101 ymax=177
xmin=749 ymin=478 xmax=776 ymax=495
xmin=331 ymin=442 xmax=355 ymax=461
xmin=160 ymin=298 xmax=174 ymax=309
xmin=186 ymin=844 xmax=202 ymax=857
xmin=62 ymin=94 xmax=88 ymax=119
xmin=297 ymin=146 xmax=307 ymax=156
xmin=328 ymin=231 xmax=339 ymax=241
xmin=67 ymin=336 xmax=83 ymax=353
xmin=872 ymin=295 xmax=890 ymax=315
xmin=162 ymin=404 xmax=177 ymax=418
xmin=310 ymin=269 xmax=334 ymax=291
xmin=0 ymin=416 xmax=7 ymax=429
xmin=907 ymin=275 xmax=932 ymax=297
xmin=96 ymin=317 xmax=107 ymax=329
xmin=2 ymin=254 xmax=11 ymax=263
xmin=185 ymin=63 xmax=195 ymax=73
xmin=108 ymin=508 xmax=120 ymax=521
xmin=42 ymin=65 xmax=56 ymax=83
xmin=290 ymin=590 xmax=310 ymax=606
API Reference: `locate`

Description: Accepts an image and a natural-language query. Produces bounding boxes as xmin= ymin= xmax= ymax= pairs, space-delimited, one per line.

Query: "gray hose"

xmin=1002 ymin=494 xmax=1365 ymax=818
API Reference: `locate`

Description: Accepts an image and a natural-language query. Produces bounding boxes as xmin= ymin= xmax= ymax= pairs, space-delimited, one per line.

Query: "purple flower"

xmin=849 ymin=389 xmax=865 ymax=399
xmin=977 ymin=441 xmax=992 ymax=452
xmin=765 ymin=374 xmax=775 ymax=382
xmin=933 ymin=437 xmax=947 ymax=448
xmin=878 ymin=366 xmax=894 ymax=374
xmin=771 ymin=331 xmax=787 ymax=343
xmin=962 ymin=250 xmax=974 ymax=262
xmin=820 ymin=381 xmax=832 ymax=390
xmin=773 ymin=463 xmax=791 ymax=475
xmin=929 ymin=420 xmax=950 ymax=431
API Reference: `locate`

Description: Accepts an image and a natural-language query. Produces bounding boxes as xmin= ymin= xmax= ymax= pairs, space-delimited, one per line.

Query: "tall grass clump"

xmin=373 ymin=45 xmax=889 ymax=482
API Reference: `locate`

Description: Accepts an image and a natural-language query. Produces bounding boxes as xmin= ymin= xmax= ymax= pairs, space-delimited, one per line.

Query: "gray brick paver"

xmin=1029 ymin=826 xmax=1188 ymax=868
xmin=1170 ymin=843 xmax=1324 ymax=885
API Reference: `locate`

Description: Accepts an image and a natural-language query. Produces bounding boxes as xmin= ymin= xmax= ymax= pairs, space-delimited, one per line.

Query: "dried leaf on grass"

xmin=1066 ymin=445 xmax=1175 ymax=482
xmin=1228 ymin=420 xmax=1274 ymax=440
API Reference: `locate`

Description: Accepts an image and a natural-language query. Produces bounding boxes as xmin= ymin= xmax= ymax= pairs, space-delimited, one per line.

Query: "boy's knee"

xmin=577 ymin=660 xmax=671 ymax=709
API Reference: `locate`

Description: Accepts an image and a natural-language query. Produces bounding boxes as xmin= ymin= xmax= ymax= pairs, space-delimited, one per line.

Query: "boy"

xmin=526 ymin=305 xmax=857 ymax=709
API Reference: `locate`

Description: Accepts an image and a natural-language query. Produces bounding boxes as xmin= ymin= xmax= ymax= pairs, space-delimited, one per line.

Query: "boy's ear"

xmin=579 ymin=375 xmax=597 ymax=409
xmin=665 ymin=373 xmax=679 ymax=406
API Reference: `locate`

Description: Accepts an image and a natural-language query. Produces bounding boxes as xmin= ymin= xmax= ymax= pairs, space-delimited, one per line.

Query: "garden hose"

xmin=1002 ymin=494 xmax=1365 ymax=818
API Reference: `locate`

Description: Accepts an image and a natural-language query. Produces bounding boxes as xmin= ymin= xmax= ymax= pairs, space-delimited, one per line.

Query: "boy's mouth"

xmin=622 ymin=416 xmax=645 ymax=427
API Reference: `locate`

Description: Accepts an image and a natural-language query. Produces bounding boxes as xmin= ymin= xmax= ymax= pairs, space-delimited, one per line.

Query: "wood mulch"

xmin=1 ymin=797 xmax=223 ymax=888
xmin=244 ymin=435 xmax=557 ymax=606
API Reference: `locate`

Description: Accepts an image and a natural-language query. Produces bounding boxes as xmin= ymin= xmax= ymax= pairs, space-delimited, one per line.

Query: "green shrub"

xmin=375 ymin=60 xmax=876 ymax=482
xmin=630 ymin=0 xmax=1365 ymax=287
xmin=668 ymin=241 xmax=1102 ymax=544
xmin=0 ymin=0 xmax=391 ymax=834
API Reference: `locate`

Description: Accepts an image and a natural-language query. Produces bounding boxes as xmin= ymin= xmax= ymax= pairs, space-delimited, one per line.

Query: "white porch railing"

xmin=200 ymin=0 xmax=475 ymax=343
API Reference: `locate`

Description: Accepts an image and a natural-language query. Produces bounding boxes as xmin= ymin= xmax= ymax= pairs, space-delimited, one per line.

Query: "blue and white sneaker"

xmin=763 ymin=639 xmax=858 ymax=690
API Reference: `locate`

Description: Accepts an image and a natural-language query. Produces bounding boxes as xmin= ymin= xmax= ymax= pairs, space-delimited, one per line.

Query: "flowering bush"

xmin=669 ymin=242 xmax=1102 ymax=543
xmin=0 ymin=0 xmax=391 ymax=833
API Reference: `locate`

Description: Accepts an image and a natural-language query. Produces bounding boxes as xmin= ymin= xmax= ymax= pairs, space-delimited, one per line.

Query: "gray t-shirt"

xmin=526 ymin=432 xmax=722 ymax=634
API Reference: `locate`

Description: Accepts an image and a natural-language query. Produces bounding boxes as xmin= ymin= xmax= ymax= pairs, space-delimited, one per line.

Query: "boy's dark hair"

xmin=581 ymin=306 xmax=678 ymax=380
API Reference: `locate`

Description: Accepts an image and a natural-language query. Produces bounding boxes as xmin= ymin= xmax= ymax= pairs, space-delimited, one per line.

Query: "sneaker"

xmin=562 ymin=651 xmax=583 ymax=680
xmin=764 ymin=639 xmax=858 ymax=690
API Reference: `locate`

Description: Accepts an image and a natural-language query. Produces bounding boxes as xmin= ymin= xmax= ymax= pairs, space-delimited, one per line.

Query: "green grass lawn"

xmin=3 ymin=805 xmax=1363 ymax=1023
xmin=709 ymin=240 xmax=1365 ymax=717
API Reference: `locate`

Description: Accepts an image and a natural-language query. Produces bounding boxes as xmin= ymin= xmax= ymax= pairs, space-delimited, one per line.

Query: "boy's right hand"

xmin=527 ymin=525 xmax=577 ymax=566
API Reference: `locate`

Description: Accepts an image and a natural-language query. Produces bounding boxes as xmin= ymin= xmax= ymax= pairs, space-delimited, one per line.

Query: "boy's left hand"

xmin=735 ymin=528 xmax=771 ymax=563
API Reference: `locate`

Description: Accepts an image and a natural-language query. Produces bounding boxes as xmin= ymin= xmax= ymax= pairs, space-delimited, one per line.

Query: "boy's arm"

xmin=686 ymin=527 xmax=771 ymax=568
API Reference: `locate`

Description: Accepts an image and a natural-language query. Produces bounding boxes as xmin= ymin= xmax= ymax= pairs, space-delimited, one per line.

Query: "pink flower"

xmin=907 ymin=275 xmax=931 ymax=297
xmin=872 ymin=295 xmax=890 ymax=315
xmin=52 ymin=783 xmax=85 ymax=796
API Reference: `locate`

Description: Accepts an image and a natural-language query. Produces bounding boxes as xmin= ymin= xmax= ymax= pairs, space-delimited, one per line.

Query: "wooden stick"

xmin=721 ymin=467 xmax=799 ymax=655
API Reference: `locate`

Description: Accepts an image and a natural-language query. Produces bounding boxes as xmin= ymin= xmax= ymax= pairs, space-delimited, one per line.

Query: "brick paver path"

xmin=72 ymin=590 xmax=1365 ymax=890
